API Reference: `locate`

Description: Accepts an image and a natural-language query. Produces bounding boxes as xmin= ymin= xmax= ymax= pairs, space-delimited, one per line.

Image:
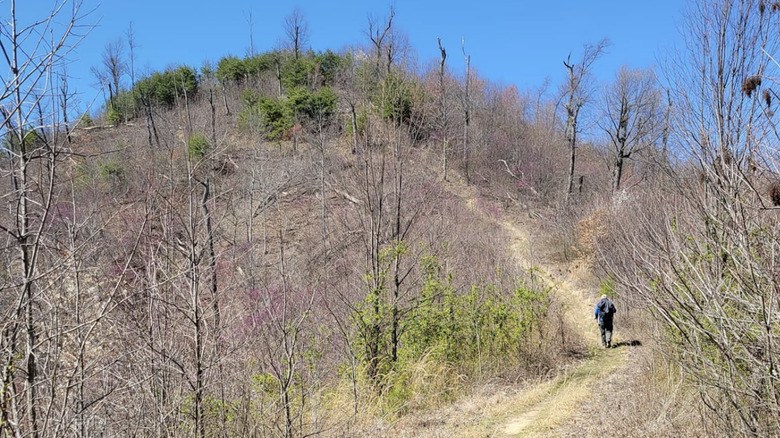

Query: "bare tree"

xmin=562 ymin=39 xmax=608 ymax=201
xmin=59 ymin=71 xmax=73 ymax=143
xmin=0 ymin=1 xmax=90 ymax=436
xmin=283 ymin=7 xmax=309 ymax=60
xmin=438 ymin=37 xmax=449 ymax=181
xmin=462 ymin=39 xmax=471 ymax=184
xmin=126 ymin=22 xmax=137 ymax=87
xmin=599 ymin=1 xmax=780 ymax=436
xmin=598 ymin=66 xmax=662 ymax=192
xmin=246 ymin=11 xmax=255 ymax=57
xmin=91 ymin=37 xmax=127 ymax=103
xmin=367 ymin=5 xmax=395 ymax=78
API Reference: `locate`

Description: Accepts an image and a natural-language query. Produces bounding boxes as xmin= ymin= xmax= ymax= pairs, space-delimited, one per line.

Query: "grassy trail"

xmin=430 ymin=182 xmax=633 ymax=437
xmin=490 ymin=267 xmax=628 ymax=437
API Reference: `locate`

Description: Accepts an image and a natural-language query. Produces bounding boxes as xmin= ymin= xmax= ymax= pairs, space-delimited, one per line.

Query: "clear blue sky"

xmin=39 ymin=0 xmax=685 ymax=111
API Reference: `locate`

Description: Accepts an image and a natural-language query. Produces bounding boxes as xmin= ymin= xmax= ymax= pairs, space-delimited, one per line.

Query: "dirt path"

xmin=450 ymin=263 xmax=630 ymax=437
xmin=389 ymin=182 xmax=638 ymax=437
xmin=454 ymin=184 xmax=634 ymax=436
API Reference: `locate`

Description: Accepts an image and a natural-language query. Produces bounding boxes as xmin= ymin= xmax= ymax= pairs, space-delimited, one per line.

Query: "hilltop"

xmin=5 ymin=1 xmax=780 ymax=437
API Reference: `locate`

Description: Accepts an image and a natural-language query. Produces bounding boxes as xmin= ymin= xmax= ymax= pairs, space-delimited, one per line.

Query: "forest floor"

xmin=384 ymin=181 xmax=649 ymax=437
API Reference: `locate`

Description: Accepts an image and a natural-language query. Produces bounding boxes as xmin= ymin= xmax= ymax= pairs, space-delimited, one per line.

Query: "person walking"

xmin=595 ymin=294 xmax=617 ymax=348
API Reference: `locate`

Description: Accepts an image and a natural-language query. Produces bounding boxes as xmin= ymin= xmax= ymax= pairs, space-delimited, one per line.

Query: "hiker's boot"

xmin=607 ymin=341 xmax=611 ymax=348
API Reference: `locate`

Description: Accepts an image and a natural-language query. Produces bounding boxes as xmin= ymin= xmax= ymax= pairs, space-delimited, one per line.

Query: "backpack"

xmin=599 ymin=300 xmax=612 ymax=321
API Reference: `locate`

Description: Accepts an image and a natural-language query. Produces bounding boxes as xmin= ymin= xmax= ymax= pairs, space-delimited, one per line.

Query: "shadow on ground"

xmin=611 ymin=340 xmax=642 ymax=348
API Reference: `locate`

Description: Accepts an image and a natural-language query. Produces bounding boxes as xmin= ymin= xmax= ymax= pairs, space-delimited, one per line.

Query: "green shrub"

xmin=288 ymin=86 xmax=338 ymax=121
xmin=280 ymin=56 xmax=315 ymax=90
xmin=238 ymin=90 xmax=294 ymax=141
xmin=98 ymin=159 xmax=123 ymax=181
xmin=106 ymin=106 xmax=121 ymax=126
xmin=374 ymin=73 xmax=414 ymax=124
xmin=352 ymin=248 xmax=553 ymax=403
xmin=80 ymin=112 xmax=93 ymax=127
xmin=216 ymin=55 xmax=246 ymax=83
xmin=241 ymin=89 xmax=261 ymax=107
xmin=244 ymin=52 xmax=276 ymax=77
xmin=200 ymin=60 xmax=215 ymax=84
xmin=187 ymin=133 xmax=210 ymax=159
xmin=258 ymin=97 xmax=295 ymax=141
xmin=315 ymin=50 xmax=349 ymax=86
xmin=217 ymin=52 xmax=278 ymax=85
xmin=112 ymin=89 xmax=138 ymax=120
xmin=135 ymin=65 xmax=198 ymax=107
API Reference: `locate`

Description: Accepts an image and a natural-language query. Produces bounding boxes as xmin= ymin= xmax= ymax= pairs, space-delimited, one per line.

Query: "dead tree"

xmin=91 ymin=37 xmax=127 ymax=113
xmin=126 ymin=22 xmax=137 ymax=87
xmin=0 ymin=1 xmax=85 ymax=436
xmin=438 ymin=37 xmax=449 ymax=181
xmin=562 ymin=39 xmax=608 ymax=201
xmin=598 ymin=66 xmax=661 ymax=193
xmin=367 ymin=6 xmax=395 ymax=79
xmin=462 ymin=39 xmax=471 ymax=184
xmin=283 ymin=7 xmax=309 ymax=60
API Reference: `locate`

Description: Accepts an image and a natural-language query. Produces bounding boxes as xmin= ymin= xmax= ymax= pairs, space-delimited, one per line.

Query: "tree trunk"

xmin=350 ymin=103 xmax=359 ymax=154
xmin=463 ymin=46 xmax=470 ymax=184
xmin=276 ymin=58 xmax=283 ymax=97
xmin=320 ymin=143 xmax=327 ymax=241
xmin=9 ymin=3 xmax=40 ymax=433
xmin=438 ymin=38 xmax=448 ymax=181
xmin=565 ymin=114 xmax=577 ymax=199
xmin=612 ymin=154 xmax=624 ymax=193
xmin=221 ymin=83 xmax=231 ymax=116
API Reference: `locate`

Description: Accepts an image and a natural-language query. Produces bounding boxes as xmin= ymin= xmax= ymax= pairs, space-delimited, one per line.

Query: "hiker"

xmin=595 ymin=294 xmax=617 ymax=348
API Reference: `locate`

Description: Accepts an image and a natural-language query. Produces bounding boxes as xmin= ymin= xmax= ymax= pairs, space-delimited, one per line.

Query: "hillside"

xmin=4 ymin=1 xmax=780 ymax=437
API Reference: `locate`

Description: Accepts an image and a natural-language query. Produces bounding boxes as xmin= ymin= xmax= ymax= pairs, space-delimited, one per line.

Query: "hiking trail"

xmin=393 ymin=182 xmax=640 ymax=437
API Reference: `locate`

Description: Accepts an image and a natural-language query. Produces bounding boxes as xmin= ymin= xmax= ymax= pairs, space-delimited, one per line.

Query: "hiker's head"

xmin=601 ymin=294 xmax=607 ymax=300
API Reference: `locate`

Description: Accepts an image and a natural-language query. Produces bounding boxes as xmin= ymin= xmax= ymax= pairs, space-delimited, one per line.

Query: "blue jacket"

xmin=595 ymin=298 xmax=616 ymax=323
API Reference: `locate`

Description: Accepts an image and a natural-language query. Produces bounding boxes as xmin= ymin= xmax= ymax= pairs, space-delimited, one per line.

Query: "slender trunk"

xmin=438 ymin=38 xmax=448 ymax=181
xmin=209 ymin=90 xmax=217 ymax=148
xmin=293 ymin=27 xmax=300 ymax=60
xmin=564 ymin=103 xmax=579 ymax=202
xmin=200 ymin=178 xmax=225 ymax=431
xmin=193 ymin=263 xmax=204 ymax=438
xmin=350 ymin=103 xmax=359 ymax=154
xmin=462 ymin=47 xmax=470 ymax=184
xmin=278 ymin=230 xmax=295 ymax=438
xmin=182 ymin=74 xmax=192 ymax=135
xmin=141 ymin=92 xmax=159 ymax=147
xmin=320 ymin=149 xmax=327 ymax=241
xmin=662 ymin=88 xmax=671 ymax=161
xmin=73 ymin=236 xmax=86 ymax=438
xmin=391 ymin=255 xmax=400 ymax=364
xmin=221 ymin=83 xmax=231 ymax=116
xmin=188 ymin=161 xmax=205 ymax=438
xmin=108 ymin=82 xmax=114 ymax=118
xmin=276 ymin=58 xmax=283 ymax=97
xmin=60 ymin=74 xmax=72 ymax=143
xmin=10 ymin=2 xmax=39 ymax=434
xmin=391 ymin=133 xmax=403 ymax=364
xmin=201 ymin=180 xmax=219 ymax=335
xmin=248 ymin=170 xmax=256 ymax=290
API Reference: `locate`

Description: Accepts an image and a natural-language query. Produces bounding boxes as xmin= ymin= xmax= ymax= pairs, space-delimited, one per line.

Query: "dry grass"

xmin=552 ymin=341 xmax=708 ymax=437
xmin=306 ymin=183 xmax=709 ymax=438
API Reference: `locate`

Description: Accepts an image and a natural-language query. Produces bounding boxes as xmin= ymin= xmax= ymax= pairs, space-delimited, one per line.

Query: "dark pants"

xmin=600 ymin=321 xmax=613 ymax=347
